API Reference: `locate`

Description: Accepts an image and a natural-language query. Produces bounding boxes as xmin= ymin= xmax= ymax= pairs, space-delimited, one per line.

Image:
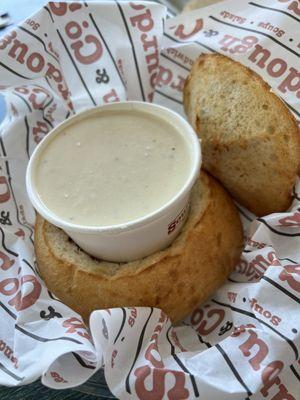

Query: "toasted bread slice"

xmin=183 ymin=0 xmax=223 ymax=12
xmin=184 ymin=54 xmax=300 ymax=216
xmin=35 ymin=172 xmax=243 ymax=323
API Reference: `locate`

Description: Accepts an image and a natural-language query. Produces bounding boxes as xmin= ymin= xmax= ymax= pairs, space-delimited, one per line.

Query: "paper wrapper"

xmin=0 ymin=0 xmax=299 ymax=398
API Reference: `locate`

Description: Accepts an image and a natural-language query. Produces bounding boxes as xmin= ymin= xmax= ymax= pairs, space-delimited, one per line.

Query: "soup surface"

xmin=35 ymin=109 xmax=191 ymax=226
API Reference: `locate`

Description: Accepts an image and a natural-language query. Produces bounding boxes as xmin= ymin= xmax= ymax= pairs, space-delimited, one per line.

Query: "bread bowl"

xmin=35 ymin=171 xmax=243 ymax=323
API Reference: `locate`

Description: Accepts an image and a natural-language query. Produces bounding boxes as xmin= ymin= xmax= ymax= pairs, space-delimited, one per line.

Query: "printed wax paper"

xmin=0 ymin=1 xmax=299 ymax=398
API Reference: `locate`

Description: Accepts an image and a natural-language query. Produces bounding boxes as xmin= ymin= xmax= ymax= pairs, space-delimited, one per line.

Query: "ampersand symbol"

xmin=0 ymin=211 xmax=12 ymax=225
xmin=218 ymin=321 xmax=233 ymax=336
xmin=96 ymin=68 xmax=110 ymax=84
xmin=203 ymin=29 xmax=219 ymax=37
xmin=40 ymin=306 xmax=62 ymax=320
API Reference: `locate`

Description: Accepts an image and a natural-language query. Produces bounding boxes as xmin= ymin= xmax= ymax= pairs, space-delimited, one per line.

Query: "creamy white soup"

xmin=35 ymin=109 xmax=191 ymax=226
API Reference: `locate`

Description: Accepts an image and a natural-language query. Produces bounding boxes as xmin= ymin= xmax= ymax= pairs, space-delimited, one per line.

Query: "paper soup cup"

xmin=26 ymin=101 xmax=201 ymax=262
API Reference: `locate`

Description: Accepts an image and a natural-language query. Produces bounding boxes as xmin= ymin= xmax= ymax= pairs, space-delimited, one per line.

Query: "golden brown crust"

xmin=184 ymin=54 xmax=300 ymax=216
xmin=184 ymin=54 xmax=300 ymax=131
xmin=182 ymin=0 xmax=222 ymax=12
xmin=35 ymin=172 xmax=243 ymax=323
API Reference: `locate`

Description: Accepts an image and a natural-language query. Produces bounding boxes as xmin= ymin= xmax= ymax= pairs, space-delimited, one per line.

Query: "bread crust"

xmin=35 ymin=172 xmax=243 ymax=323
xmin=183 ymin=0 xmax=222 ymax=12
xmin=184 ymin=54 xmax=300 ymax=216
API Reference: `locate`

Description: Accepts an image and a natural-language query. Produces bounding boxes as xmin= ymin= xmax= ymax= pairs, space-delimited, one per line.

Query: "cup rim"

xmin=26 ymin=101 xmax=201 ymax=234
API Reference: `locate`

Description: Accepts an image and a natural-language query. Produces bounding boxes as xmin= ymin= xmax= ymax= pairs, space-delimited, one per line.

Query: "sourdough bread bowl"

xmin=184 ymin=54 xmax=300 ymax=216
xmin=35 ymin=172 xmax=243 ymax=323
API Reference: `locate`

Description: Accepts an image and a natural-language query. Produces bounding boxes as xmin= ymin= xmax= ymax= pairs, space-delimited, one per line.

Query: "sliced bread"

xmin=184 ymin=54 xmax=300 ymax=216
xmin=183 ymin=0 xmax=223 ymax=12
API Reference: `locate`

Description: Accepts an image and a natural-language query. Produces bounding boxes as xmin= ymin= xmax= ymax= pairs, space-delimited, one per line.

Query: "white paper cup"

xmin=26 ymin=101 xmax=201 ymax=262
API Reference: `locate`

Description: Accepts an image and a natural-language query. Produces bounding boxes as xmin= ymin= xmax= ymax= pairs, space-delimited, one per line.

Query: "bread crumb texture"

xmin=35 ymin=172 xmax=243 ymax=323
xmin=184 ymin=54 xmax=300 ymax=216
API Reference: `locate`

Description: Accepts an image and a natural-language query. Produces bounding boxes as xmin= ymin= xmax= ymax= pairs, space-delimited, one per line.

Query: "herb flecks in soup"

xmin=35 ymin=110 xmax=191 ymax=226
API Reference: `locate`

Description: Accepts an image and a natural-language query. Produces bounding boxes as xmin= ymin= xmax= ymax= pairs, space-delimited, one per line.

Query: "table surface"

xmin=0 ymin=369 xmax=115 ymax=399
xmin=0 ymin=381 xmax=98 ymax=400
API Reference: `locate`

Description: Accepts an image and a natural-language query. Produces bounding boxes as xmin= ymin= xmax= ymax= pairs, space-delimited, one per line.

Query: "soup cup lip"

xmin=26 ymin=101 xmax=201 ymax=234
